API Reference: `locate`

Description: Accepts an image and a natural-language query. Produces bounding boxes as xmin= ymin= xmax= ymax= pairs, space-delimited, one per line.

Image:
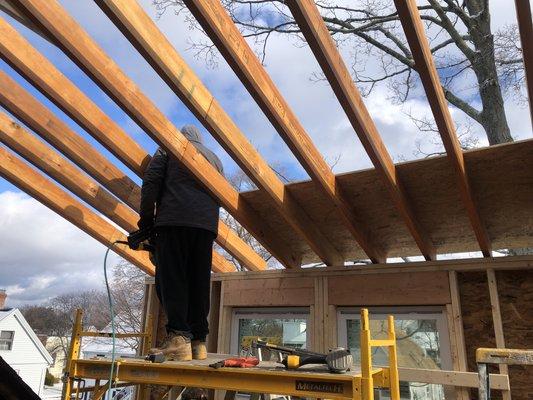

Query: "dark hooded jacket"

xmin=139 ymin=125 xmax=223 ymax=234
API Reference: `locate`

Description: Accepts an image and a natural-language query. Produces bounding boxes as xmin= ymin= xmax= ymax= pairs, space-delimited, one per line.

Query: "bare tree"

xmin=108 ymin=260 xmax=147 ymax=349
xmin=50 ymin=290 xmax=109 ymax=331
xmin=153 ymin=0 xmax=526 ymax=147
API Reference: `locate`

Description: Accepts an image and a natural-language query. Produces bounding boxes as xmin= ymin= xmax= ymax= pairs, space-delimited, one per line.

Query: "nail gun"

xmin=252 ymin=340 xmax=353 ymax=373
xmin=116 ymin=227 xmax=154 ymax=252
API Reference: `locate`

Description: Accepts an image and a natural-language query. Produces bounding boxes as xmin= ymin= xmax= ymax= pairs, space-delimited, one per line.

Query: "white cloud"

xmin=0 ymin=192 xmax=121 ymax=307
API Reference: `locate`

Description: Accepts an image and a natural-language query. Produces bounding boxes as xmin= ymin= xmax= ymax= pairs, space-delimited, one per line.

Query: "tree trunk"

xmin=467 ymin=0 xmax=514 ymax=145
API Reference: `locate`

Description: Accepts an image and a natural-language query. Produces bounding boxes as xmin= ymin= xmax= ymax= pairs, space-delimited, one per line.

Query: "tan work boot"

xmin=192 ymin=340 xmax=207 ymax=360
xmin=150 ymin=332 xmax=192 ymax=361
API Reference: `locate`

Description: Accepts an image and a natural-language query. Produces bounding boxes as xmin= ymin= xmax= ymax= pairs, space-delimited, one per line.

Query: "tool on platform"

xmin=209 ymin=357 xmax=260 ymax=369
xmin=252 ymin=341 xmax=353 ymax=373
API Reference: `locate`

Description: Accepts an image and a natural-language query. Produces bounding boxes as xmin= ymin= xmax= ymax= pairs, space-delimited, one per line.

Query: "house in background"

xmin=45 ymin=335 xmax=69 ymax=380
xmin=0 ymin=290 xmax=53 ymax=397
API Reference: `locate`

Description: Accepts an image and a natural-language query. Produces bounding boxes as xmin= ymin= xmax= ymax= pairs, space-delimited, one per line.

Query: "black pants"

xmin=154 ymin=226 xmax=215 ymax=341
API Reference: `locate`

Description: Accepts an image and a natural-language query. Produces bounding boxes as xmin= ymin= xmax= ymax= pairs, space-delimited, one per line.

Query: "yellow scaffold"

xmin=62 ymin=308 xmax=400 ymax=400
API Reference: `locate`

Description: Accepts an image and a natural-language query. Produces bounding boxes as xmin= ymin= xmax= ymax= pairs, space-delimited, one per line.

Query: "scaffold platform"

xmin=63 ymin=309 xmax=400 ymax=400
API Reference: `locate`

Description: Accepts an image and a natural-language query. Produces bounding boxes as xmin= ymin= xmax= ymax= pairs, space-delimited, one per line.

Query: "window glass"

xmin=231 ymin=309 xmax=309 ymax=358
xmin=339 ymin=309 xmax=451 ymax=400
xmin=0 ymin=330 xmax=14 ymax=351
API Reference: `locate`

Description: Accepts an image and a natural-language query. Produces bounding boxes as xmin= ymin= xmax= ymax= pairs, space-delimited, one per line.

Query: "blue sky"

xmin=0 ymin=0 xmax=531 ymax=306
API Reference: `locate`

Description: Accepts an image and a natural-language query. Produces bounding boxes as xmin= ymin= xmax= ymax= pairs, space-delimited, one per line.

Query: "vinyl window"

xmin=0 ymin=331 xmax=14 ymax=351
xmin=231 ymin=308 xmax=310 ymax=357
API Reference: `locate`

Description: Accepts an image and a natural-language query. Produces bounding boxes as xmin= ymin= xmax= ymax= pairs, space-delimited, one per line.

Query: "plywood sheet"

xmin=241 ymin=140 xmax=533 ymax=264
xmin=328 ymin=271 xmax=451 ymax=305
xmin=222 ymin=276 xmax=315 ymax=306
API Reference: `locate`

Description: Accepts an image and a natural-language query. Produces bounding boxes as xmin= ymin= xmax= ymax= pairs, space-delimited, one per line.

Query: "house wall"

xmin=141 ymin=255 xmax=532 ymax=400
xmin=459 ymin=270 xmax=533 ymax=400
xmin=0 ymin=312 xmax=49 ymax=396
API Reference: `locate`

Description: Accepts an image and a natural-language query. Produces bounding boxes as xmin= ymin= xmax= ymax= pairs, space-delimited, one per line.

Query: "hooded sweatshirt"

xmin=139 ymin=125 xmax=224 ymax=234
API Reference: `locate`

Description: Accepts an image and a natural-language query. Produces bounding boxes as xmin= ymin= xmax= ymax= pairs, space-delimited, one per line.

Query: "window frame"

xmin=337 ymin=306 xmax=453 ymax=371
xmin=230 ymin=307 xmax=310 ymax=355
xmin=0 ymin=330 xmax=15 ymax=351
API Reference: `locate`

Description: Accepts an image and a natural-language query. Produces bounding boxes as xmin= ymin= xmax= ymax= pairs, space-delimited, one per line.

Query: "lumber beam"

xmin=95 ymin=0 xmax=343 ymax=266
xmin=486 ymin=269 xmax=512 ymax=400
xmin=394 ymin=0 xmax=492 ymax=257
xmin=0 ymin=0 xmax=50 ymax=42
xmin=514 ymin=0 xmax=533 ymax=128
xmin=0 ymin=70 xmax=265 ymax=272
xmin=0 ymin=112 xmax=235 ymax=273
xmin=0 ymin=14 xmax=298 ymax=268
xmin=287 ymin=0 xmax=435 ymax=261
xmin=180 ymin=0 xmax=386 ymax=263
xmin=0 ymin=145 xmax=154 ymax=275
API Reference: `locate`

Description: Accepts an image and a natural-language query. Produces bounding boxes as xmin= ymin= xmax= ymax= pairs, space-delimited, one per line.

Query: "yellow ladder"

xmin=360 ymin=309 xmax=401 ymax=400
xmin=62 ymin=309 xmax=152 ymax=400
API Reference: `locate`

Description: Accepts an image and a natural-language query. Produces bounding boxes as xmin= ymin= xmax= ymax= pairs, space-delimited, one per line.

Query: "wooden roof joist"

xmin=180 ymin=0 xmax=386 ymax=263
xmin=0 ymin=70 xmax=265 ymax=272
xmin=394 ymin=0 xmax=492 ymax=257
xmin=287 ymin=0 xmax=436 ymax=261
xmin=0 ymin=145 xmax=155 ymax=275
xmin=0 ymin=112 xmax=236 ymax=273
xmin=3 ymin=1 xmax=300 ymax=268
xmin=93 ymin=0 xmax=342 ymax=266
xmin=514 ymin=0 xmax=533 ymax=127
xmin=0 ymin=14 xmax=286 ymax=267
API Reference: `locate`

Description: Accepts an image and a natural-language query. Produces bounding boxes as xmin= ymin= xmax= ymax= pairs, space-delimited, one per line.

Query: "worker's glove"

xmin=137 ymin=216 xmax=154 ymax=231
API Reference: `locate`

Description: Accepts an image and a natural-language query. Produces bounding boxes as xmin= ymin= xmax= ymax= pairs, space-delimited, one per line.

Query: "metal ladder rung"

xmin=370 ymin=339 xmax=395 ymax=347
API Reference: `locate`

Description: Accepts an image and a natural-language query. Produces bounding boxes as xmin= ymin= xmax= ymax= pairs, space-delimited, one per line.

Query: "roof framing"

xmin=0 ymin=0 xmax=530 ymax=272
xmin=393 ymin=0 xmax=492 ymax=257
xmin=287 ymin=0 xmax=436 ymax=261
xmin=180 ymin=0 xmax=386 ymax=263
xmin=0 ymin=62 xmax=265 ymax=272
xmin=6 ymin=0 xmax=301 ymax=268
xmin=94 ymin=0 xmax=343 ymax=266
xmin=0 ymin=12 xmax=291 ymax=267
xmin=0 ymin=111 xmax=236 ymax=273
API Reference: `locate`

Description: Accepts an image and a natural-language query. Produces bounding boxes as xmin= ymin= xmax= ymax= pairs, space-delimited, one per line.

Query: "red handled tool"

xmin=209 ymin=357 xmax=259 ymax=369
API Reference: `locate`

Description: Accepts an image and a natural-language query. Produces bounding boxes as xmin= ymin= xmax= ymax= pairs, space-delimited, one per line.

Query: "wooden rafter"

xmin=0 ymin=112 xmax=236 ymax=273
xmin=0 ymin=145 xmax=155 ymax=275
xmin=94 ymin=0 xmax=343 ymax=265
xmin=0 ymin=70 xmax=265 ymax=271
xmin=0 ymin=14 xmax=299 ymax=268
xmin=394 ymin=0 xmax=492 ymax=257
xmin=287 ymin=0 xmax=436 ymax=261
xmin=0 ymin=0 xmax=49 ymax=41
xmin=181 ymin=0 xmax=386 ymax=263
xmin=514 ymin=0 xmax=533 ymax=128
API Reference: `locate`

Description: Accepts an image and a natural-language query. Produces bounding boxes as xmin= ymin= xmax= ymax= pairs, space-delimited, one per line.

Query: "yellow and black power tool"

xmin=253 ymin=341 xmax=353 ymax=373
xmin=116 ymin=227 xmax=154 ymax=252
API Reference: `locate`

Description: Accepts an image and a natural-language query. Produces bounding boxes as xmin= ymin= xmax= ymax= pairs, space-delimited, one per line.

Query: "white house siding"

xmin=0 ymin=310 xmax=52 ymax=396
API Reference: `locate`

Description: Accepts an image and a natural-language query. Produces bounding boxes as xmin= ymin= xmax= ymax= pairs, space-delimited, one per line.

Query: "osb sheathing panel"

xmin=241 ymin=140 xmax=533 ymax=264
xmin=498 ymin=271 xmax=533 ymax=400
xmin=222 ymin=277 xmax=315 ymax=306
xmin=459 ymin=270 xmax=533 ymax=400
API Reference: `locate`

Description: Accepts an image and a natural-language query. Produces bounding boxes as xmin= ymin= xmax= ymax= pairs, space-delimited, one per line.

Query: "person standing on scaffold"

xmin=138 ymin=125 xmax=223 ymax=362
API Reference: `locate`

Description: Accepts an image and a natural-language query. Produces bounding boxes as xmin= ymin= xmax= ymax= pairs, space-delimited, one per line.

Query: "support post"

xmin=387 ymin=316 xmax=400 ymax=400
xmin=486 ymin=269 xmax=511 ymax=400
xmin=360 ymin=309 xmax=374 ymax=400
